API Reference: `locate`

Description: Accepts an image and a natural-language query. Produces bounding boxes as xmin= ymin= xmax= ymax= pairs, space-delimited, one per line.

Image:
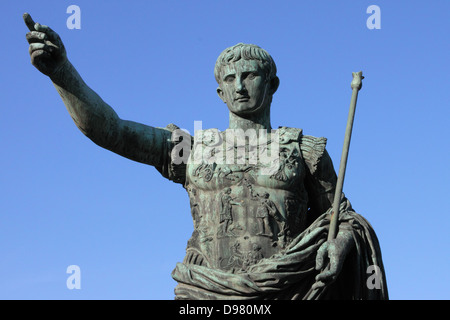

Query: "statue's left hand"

xmin=313 ymin=230 xmax=354 ymax=289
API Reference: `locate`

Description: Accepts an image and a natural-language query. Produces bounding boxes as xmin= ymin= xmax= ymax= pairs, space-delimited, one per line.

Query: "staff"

xmin=305 ymin=71 xmax=364 ymax=300
xmin=328 ymin=71 xmax=364 ymax=241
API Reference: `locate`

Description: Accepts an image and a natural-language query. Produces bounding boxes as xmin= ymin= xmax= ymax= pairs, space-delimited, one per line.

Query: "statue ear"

xmin=269 ymin=77 xmax=280 ymax=95
xmin=217 ymin=87 xmax=226 ymax=103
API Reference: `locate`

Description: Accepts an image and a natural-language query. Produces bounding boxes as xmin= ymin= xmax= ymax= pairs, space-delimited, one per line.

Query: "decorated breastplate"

xmin=183 ymin=127 xmax=309 ymax=273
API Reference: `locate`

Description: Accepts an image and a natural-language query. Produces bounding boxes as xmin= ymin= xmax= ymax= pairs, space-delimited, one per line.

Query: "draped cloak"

xmin=171 ymin=208 xmax=388 ymax=300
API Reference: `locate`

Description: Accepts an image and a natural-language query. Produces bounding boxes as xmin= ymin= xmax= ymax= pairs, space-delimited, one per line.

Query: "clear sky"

xmin=1 ymin=0 xmax=449 ymax=300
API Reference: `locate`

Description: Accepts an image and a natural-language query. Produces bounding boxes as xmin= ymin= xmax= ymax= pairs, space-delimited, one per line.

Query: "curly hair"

xmin=214 ymin=43 xmax=277 ymax=84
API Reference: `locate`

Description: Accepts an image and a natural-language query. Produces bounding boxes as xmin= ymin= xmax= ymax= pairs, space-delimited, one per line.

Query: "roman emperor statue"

xmin=24 ymin=13 xmax=388 ymax=299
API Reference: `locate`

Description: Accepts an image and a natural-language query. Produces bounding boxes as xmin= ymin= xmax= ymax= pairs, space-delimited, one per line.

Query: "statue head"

xmin=214 ymin=43 xmax=277 ymax=85
xmin=215 ymin=43 xmax=280 ymax=118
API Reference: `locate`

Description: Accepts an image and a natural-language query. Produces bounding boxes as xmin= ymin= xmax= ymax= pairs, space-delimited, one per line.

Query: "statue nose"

xmin=235 ymin=78 xmax=245 ymax=92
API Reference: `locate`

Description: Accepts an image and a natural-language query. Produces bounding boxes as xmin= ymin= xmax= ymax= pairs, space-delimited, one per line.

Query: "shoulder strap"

xmin=277 ymin=126 xmax=303 ymax=145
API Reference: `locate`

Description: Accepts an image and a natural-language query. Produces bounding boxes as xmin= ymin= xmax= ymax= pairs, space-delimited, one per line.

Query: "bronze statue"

xmin=24 ymin=13 xmax=388 ymax=299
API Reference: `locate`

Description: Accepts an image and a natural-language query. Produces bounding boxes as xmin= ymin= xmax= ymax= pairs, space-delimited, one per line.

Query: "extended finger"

xmin=23 ymin=13 xmax=36 ymax=31
xmin=26 ymin=31 xmax=47 ymax=43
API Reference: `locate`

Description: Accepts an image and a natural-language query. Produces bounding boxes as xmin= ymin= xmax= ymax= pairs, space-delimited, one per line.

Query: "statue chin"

xmin=228 ymin=102 xmax=268 ymax=118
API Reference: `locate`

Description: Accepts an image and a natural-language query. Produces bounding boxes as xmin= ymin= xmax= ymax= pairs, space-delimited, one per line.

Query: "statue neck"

xmin=228 ymin=108 xmax=272 ymax=132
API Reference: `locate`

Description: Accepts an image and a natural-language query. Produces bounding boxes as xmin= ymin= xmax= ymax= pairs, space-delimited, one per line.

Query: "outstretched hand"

xmin=24 ymin=13 xmax=67 ymax=76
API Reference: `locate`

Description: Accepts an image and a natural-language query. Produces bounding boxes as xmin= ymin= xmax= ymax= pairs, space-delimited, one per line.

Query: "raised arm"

xmin=24 ymin=13 xmax=170 ymax=167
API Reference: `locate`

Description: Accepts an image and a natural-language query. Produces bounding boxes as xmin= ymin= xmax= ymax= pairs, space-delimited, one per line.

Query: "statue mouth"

xmin=235 ymin=96 xmax=250 ymax=102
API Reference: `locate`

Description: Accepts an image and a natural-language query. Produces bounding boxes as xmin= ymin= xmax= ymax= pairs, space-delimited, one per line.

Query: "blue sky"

xmin=1 ymin=0 xmax=449 ymax=299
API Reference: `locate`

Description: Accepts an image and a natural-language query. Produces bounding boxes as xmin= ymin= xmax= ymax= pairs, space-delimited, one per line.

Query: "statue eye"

xmin=247 ymin=73 xmax=257 ymax=80
xmin=224 ymin=75 xmax=235 ymax=83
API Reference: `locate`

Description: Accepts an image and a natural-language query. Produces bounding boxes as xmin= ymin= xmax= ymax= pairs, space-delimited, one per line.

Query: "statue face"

xmin=217 ymin=60 xmax=269 ymax=116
